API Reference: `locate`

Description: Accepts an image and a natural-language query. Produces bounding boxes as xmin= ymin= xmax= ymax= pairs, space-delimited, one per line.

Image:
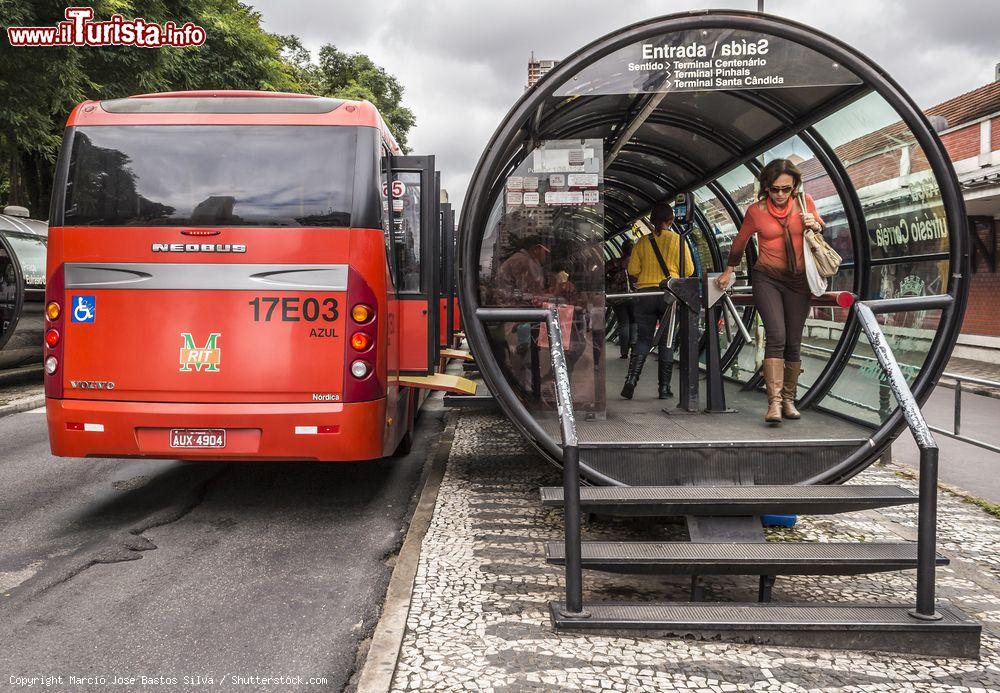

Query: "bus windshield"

xmin=63 ymin=125 xmax=359 ymax=227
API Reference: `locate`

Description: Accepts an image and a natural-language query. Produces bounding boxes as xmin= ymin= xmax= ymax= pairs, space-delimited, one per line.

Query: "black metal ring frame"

xmin=458 ymin=10 xmax=971 ymax=483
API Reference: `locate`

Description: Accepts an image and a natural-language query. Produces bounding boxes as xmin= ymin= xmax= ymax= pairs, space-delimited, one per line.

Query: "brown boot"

xmin=762 ymin=358 xmax=784 ymax=423
xmin=782 ymin=361 xmax=802 ymax=419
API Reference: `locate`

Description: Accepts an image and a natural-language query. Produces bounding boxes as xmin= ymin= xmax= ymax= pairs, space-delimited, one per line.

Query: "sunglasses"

xmin=768 ymin=185 xmax=795 ymax=194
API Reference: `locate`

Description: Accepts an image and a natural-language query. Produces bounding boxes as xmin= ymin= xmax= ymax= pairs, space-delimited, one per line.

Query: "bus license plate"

xmin=170 ymin=429 xmax=226 ymax=449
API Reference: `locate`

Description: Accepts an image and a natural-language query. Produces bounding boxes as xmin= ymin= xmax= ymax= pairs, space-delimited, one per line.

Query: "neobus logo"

xmin=179 ymin=333 xmax=221 ymax=372
xmin=152 ymin=243 xmax=246 ymax=253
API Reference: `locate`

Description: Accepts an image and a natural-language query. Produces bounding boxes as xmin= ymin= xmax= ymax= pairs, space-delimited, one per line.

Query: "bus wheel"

xmin=393 ymin=429 xmax=414 ymax=456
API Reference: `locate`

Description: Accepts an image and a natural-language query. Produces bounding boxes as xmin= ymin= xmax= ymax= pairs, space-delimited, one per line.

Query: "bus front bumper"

xmin=46 ymin=398 xmax=391 ymax=461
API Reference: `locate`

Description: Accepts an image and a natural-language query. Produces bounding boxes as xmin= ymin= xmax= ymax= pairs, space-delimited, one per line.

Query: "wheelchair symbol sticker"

xmin=71 ymin=295 xmax=96 ymax=323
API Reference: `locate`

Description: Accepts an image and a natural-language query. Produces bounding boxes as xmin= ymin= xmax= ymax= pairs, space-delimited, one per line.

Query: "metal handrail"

xmin=855 ymin=301 xmax=941 ymax=620
xmin=473 ymin=306 xmax=587 ymax=618
xmin=939 ymin=372 xmax=1000 ymax=389
xmin=930 ymin=373 xmax=1000 ymax=455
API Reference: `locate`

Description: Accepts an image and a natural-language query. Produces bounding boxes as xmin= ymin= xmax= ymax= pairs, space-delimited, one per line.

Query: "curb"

xmin=355 ymin=416 xmax=456 ymax=693
xmin=0 ymin=394 xmax=45 ymax=419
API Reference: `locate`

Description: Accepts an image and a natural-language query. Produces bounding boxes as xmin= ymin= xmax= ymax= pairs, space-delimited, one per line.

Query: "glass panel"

xmin=818 ymin=309 xmax=943 ymax=426
xmin=814 ymin=92 xmax=951 ymax=263
xmin=719 ymin=166 xmax=758 ymax=212
xmin=869 ymin=260 xmax=950 ymax=309
xmin=821 ymin=259 xmax=946 ymax=424
xmin=717 ymin=166 xmax=758 ymax=272
xmin=478 ymin=139 xmax=606 ymax=415
xmin=65 ymin=126 xmax=357 ymax=227
xmin=554 ymin=29 xmax=860 ymax=97
xmin=694 ymin=186 xmax=737 ymax=262
xmin=393 ymin=171 xmax=422 ymax=293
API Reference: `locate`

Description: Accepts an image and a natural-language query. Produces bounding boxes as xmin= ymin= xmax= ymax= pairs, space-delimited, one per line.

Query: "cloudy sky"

xmin=247 ymin=0 xmax=999 ymax=212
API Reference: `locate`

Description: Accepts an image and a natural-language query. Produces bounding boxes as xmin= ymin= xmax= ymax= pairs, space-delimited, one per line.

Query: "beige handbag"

xmin=798 ymin=193 xmax=842 ymax=278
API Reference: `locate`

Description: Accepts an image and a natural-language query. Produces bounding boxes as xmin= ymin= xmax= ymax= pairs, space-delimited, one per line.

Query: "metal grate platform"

xmin=548 ymin=602 xmax=981 ymax=658
xmin=538 ymin=484 xmax=916 ymax=516
xmin=545 ymin=541 xmax=948 ymax=575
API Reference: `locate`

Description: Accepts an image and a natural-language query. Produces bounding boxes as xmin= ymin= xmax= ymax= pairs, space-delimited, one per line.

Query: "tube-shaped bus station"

xmin=459 ymin=11 xmax=969 ymax=488
xmin=456 ymin=11 xmax=979 ymax=653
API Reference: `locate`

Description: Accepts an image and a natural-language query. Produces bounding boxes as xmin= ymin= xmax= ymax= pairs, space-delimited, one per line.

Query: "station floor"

xmin=541 ymin=352 xmax=871 ymax=445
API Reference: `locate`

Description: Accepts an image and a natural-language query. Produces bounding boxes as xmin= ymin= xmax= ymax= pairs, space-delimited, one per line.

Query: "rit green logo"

xmin=179 ymin=332 xmax=221 ymax=372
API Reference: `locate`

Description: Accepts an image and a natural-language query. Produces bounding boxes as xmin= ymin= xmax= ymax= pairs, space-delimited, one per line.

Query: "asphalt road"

xmin=893 ymin=385 xmax=1000 ymax=504
xmin=0 ymin=403 xmax=443 ymax=692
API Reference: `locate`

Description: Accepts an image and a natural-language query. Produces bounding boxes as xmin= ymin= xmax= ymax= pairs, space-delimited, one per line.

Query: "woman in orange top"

xmin=716 ymin=159 xmax=824 ymax=424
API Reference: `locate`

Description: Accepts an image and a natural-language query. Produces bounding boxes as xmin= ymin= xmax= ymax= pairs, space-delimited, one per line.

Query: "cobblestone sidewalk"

xmin=391 ymin=413 xmax=1000 ymax=692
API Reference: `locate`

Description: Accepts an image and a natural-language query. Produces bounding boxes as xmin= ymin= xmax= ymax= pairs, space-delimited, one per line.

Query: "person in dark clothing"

xmin=606 ymin=238 xmax=636 ymax=359
xmin=621 ymin=203 xmax=695 ymax=400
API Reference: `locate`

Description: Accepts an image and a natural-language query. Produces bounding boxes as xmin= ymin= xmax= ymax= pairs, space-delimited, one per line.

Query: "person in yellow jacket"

xmin=621 ymin=202 xmax=696 ymax=400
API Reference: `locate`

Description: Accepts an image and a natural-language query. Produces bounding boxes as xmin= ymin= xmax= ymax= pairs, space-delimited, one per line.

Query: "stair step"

xmin=539 ymin=484 xmax=916 ymax=516
xmin=548 ymin=602 xmax=980 ymax=658
xmin=544 ymin=541 xmax=947 ymax=575
xmin=442 ymin=381 xmax=496 ymax=410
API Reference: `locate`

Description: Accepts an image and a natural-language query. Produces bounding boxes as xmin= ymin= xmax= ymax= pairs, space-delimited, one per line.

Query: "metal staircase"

xmin=490 ymin=303 xmax=982 ymax=658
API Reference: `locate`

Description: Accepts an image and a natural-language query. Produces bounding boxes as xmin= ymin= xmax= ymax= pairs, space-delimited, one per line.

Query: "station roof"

xmin=517 ymin=81 xmax=870 ymax=234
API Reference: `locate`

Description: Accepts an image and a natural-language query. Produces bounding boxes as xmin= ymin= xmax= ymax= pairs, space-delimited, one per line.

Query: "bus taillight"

xmin=350 ymin=360 xmax=371 ymax=379
xmin=351 ymin=332 xmax=372 ymax=351
xmin=44 ymin=264 xmax=65 ymax=399
xmin=343 ymin=268 xmax=384 ymax=403
xmin=351 ymin=304 xmax=374 ymax=324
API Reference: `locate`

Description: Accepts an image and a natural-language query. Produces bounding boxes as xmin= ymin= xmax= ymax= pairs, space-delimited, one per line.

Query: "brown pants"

xmin=753 ymin=271 xmax=810 ymax=361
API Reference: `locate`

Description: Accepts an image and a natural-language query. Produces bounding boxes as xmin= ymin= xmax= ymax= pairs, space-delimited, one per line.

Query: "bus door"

xmin=390 ymin=155 xmax=440 ymax=375
xmin=439 ymin=200 xmax=457 ymax=349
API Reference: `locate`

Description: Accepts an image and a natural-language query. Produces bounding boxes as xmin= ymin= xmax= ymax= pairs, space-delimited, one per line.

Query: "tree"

xmin=312 ymin=45 xmax=416 ymax=152
xmin=0 ymin=1 xmax=314 ymax=215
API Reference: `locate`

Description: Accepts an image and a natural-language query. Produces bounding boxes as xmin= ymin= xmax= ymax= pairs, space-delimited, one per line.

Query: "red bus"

xmin=44 ymin=90 xmax=468 ymax=461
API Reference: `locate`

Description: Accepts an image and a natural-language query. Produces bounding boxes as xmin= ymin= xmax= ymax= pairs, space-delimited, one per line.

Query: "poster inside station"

xmin=555 ymin=29 xmax=863 ymax=96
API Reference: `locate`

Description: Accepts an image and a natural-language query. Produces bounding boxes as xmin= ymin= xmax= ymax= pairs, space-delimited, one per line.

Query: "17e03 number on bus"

xmin=249 ymin=297 xmax=339 ymax=322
